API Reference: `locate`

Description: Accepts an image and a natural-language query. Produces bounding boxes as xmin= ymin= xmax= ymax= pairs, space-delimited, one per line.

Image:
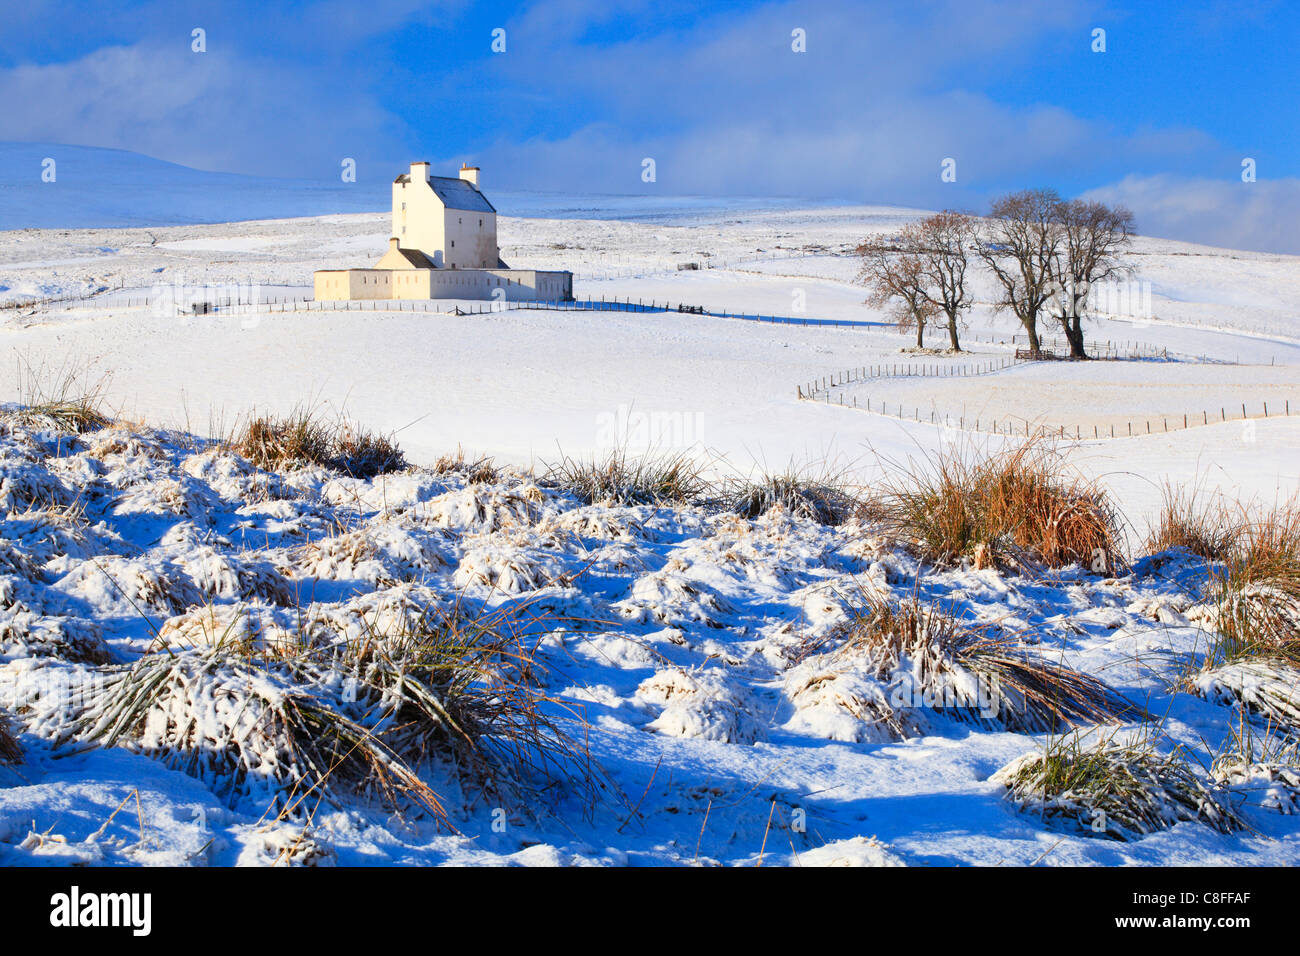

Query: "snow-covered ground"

xmin=1 ymin=204 xmax=1296 ymax=535
xmin=0 ymin=195 xmax=1298 ymax=866
xmin=0 ymin=411 xmax=1296 ymax=866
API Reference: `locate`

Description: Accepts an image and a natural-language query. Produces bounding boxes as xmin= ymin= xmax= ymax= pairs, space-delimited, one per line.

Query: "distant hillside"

xmin=0 ymin=142 xmax=837 ymax=230
xmin=0 ymin=142 xmax=391 ymax=229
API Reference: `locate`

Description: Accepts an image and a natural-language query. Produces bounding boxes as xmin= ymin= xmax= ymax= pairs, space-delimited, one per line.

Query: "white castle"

xmin=314 ymin=162 xmax=572 ymax=302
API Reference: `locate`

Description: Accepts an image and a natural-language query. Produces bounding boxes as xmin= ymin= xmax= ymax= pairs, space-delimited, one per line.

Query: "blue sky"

xmin=0 ymin=0 xmax=1296 ymax=250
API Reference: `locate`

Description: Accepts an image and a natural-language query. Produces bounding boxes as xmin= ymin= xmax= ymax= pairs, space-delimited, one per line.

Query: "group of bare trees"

xmin=857 ymin=213 xmax=975 ymax=351
xmin=856 ymin=190 xmax=1134 ymax=358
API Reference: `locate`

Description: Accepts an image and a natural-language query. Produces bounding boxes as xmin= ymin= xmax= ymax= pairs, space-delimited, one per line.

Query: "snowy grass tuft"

xmin=1188 ymin=499 xmax=1300 ymax=732
xmin=0 ymin=710 xmax=21 ymax=763
xmin=724 ymin=464 xmax=861 ymax=526
xmin=0 ymin=613 xmax=112 ymax=664
xmin=67 ymin=599 xmax=599 ymax=826
xmin=1144 ymin=481 xmax=1243 ymax=563
xmin=995 ymin=732 xmax=1243 ymax=840
xmin=11 ymin=356 xmax=112 ymax=434
xmin=230 ymin=406 xmax=406 ymax=479
xmin=793 ymin=591 xmax=1142 ymax=739
xmin=637 ymin=668 xmax=765 ymax=744
xmin=432 ymin=446 xmax=500 ymax=484
xmin=1211 ymin=717 xmax=1300 ymax=814
xmin=1211 ymin=498 xmax=1300 ymax=655
xmin=848 ymin=592 xmax=1140 ymax=731
xmin=878 ymin=441 xmax=1124 ymax=571
xmin=543 ymin=447 xmax=710 ymax=506
xmin=1192 ymin=658 xmax=1300 ymax=734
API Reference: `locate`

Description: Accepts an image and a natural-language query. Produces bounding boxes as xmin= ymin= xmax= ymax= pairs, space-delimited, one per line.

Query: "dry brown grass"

xmin=1145 ymin=482 xmax=1244 ymax=563
xmin=878 ymin=441 xmax=1124 ymax=571
xmin=230 ymin=406 xmax=406 ymax=479
xmin=235 ymin=409 xmax=333 ymax=470
xmin=544 ymin=447 xmax=710 ymax=506
xmin=1211 ymin=497 xmax=1300 ymax=658
xmin=12 ymin=356 xmax=111 ymax=433
xmin=433 ymin=445 xmax=500 ymax=484
xmin=332 ymin=421 xmax=406 ymax=479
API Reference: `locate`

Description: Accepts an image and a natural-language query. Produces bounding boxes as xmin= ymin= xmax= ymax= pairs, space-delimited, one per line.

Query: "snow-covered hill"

xmin=0 ymin=142 xmax=845 ymax=230
xmin=0 ymin=142 xmax=390 ymax=229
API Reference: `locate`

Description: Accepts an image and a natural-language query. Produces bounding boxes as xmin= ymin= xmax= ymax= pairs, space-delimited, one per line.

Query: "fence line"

xmin=801 ymin=383 xmax=1296 ymax=441
xmin=8 ymin=288 xmax=1264 ymax=368
xmin=128 ymin=293 xmax=897 ymax=329
xmin=799 ymin=356 xmax=1023 ymax=401
xmin=1 ymin=279 xmax=131 ymax=312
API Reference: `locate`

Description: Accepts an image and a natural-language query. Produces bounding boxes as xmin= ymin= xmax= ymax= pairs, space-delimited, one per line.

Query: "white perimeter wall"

xmin=314 ymin=269 xmax=571 ymax=302
xmin=428 ymin=269 xmax=570 ymax=301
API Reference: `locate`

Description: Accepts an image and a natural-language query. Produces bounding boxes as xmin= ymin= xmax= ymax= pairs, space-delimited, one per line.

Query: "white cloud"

xmin=0 ymin=0 xmax=1289 ymax=253
xmin=0 ymin=41 xmax=400 ymax=177
xmin=1083 ymin=174 xmax=1300 ymax=255
xmin=453 ymin=0 xmax=1224 ymax=211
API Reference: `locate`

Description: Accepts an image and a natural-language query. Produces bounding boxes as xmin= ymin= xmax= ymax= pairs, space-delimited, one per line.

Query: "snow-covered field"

xmin=1 ymin=205 xmax=1297 ymax=533
xmin=0 ymin=197 xmax=1298 ymax=866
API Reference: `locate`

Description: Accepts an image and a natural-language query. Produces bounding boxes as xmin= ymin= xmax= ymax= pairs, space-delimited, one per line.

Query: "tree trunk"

xmin=917 ymin=320 xmax=925 ymax=349
xmin=1021 ymin=317 xmax=1041 ymax=356
xmin=947 ymin=312 xmax=961 ymax=351
xmin=1062 ymin=315 xmax=1087 ymax=359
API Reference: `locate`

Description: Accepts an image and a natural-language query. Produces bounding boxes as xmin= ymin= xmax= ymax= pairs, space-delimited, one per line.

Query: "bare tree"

xmin=976 ymin=189 xmax=1064 ymax=356
xmin=910 ymin=212 xmax=976 ymax=352
xmin=857 ymin=212 xmax=975 ymax=351
xmin=856 ymin=238 xmax=938 ymax=349
xmin=1047 ymin=199 xmax=1136 ymax=358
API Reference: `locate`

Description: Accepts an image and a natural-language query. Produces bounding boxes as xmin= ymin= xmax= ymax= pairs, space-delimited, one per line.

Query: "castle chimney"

xmin=409 ymin=161 xmax=430 ymax=183
xmin=459 ymin=163 xmax=480 ymax=190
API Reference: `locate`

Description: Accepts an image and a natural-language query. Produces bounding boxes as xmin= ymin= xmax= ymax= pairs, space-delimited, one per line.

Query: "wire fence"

xmin=4 ymin=286 xmax=316 ymax=313
xmin=804 ymin=375 xmax=1297 ymax=441
xmin=800 ymin=357 xmax=1024 ymax=401
xmin=6 ymin=283 xmax=1272 ymax=371
xmin=1015 ymin=336 xmax=1210 ymax=362
xmin=24 ymin=290 xmax=1235 ymax=364
xmin=0 ymin=280 xmax=130 ymax=311
xmin=163 ymin=293 xmax=897 ymax=329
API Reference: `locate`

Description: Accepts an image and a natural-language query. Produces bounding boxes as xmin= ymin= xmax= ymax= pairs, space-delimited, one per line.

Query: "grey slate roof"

xmin=386 ymin=246 xmax=435 ymax=268
xmin=429 ymin=176 xmax=495 ymax=213
xmin=394 ymin=172 xmax=495 ymax=213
